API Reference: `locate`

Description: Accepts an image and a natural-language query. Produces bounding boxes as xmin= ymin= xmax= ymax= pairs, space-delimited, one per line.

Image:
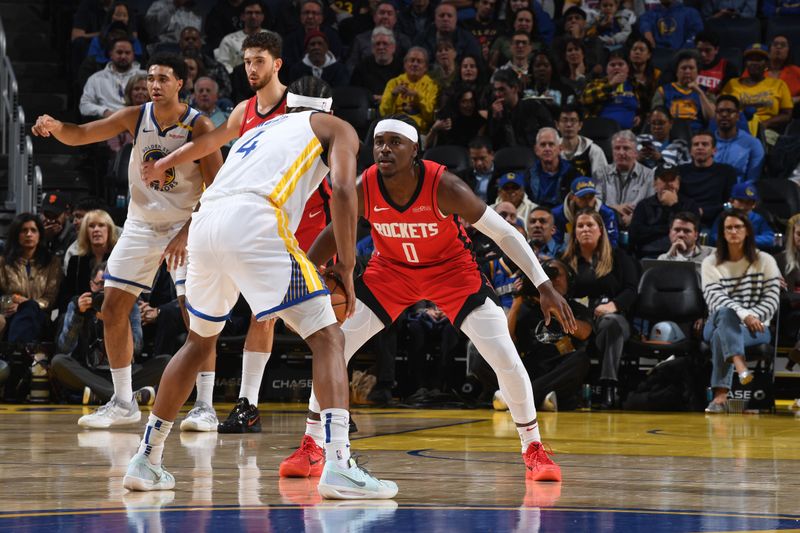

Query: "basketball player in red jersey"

xmin=154 ymin=30 xmax=331 ymax=433
xmin=279 ymin=114 xmax=577 ymax=481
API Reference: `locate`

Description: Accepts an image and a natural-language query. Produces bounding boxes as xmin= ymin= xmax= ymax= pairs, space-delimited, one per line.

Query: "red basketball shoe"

xmin=523 ymin=442 xmax=562 ymax=481
xmin=279 ymin=434 xmax=325 ymax=477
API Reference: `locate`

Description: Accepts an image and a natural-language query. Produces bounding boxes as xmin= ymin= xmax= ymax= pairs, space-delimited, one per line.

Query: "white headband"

xmin=286 ymin=92 xmax=333 ymax=112
xmin=374 ymin=119 xmax=419 ymax=143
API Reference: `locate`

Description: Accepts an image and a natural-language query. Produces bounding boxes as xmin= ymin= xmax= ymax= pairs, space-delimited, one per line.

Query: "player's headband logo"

xmin=286 ymin=92 xmax=333 ymax=112
xmin=374 ymin=119 xmax=419 ymax=143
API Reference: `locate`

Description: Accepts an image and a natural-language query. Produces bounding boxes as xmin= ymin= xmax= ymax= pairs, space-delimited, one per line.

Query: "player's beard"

xmin=249 ymin=70 xmax=273 ymax=91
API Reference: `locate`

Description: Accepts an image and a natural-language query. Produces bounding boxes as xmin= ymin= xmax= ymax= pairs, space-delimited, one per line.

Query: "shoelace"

xmin=350 ymin=454 xmax=375 ymax=478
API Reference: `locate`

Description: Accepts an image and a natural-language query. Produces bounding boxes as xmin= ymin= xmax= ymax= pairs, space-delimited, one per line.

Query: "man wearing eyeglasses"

xmin=50 ymin=262 xmax=167 ymax=407
xmin=713 ymin=95 xmax=765 ymax=184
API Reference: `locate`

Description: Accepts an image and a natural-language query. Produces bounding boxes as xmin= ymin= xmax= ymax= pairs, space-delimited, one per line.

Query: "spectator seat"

xmin=487 ymin=146 xmax=535 ymax=203
xmin=423 ymin=145 xmax=471 ymax=181
xmin=766 ymin=16 xmax=800 ymax=51
xmin=755 ymin=179 xmax=800 ymax=229
xmin=332 ymin=86 xmax=374 ymax=141
xmin=705 ymin=17 xmax=761 ymax=51
xmin=580 ymin=117 xmax=620 ymax=161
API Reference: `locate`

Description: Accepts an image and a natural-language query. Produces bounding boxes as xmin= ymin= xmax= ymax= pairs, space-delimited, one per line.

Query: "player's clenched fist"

xmin=31 ymin=114 xmax=62 ymax=137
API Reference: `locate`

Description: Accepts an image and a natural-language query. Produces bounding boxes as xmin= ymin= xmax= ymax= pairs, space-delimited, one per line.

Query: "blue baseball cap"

xmin=498 ymin=171 xmax=525 ymax=189
xmin=743 ymin=43 xmax=769 ymax=60
xmin=731 ymin=182 xmax=759 ymax=201
xmin=570 ymin=176 xmax=597 ymax=198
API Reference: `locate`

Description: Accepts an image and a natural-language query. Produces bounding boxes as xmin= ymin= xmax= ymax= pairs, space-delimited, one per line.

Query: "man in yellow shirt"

xmin=722 ymin=44 xmax=792 ymax=141
xmin=379 ymin=46 xmax=439 ymax=133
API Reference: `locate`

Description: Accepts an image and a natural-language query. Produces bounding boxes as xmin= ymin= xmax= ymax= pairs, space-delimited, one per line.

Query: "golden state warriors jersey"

xmin=128 ymin=102 xmax=204 ymax=224
xmin=201 ymin=111 xmax=330 ymax=235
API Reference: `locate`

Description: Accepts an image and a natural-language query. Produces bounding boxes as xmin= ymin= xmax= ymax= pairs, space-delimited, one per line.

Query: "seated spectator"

xmin=288 ymin=31 xmax=350 ymax=87
xmin=553 ymin=7 xmax=605 ymax=73
xmin=462 ymin=0 xmax=503 ymax=64
xmin=526 ymin=49 xmax=576 ymax=114
xmin=695 ymin=30 xmax=738 ymax=96
xmin=213 ymin=0 xmax=270 ymax=74
xmin=562 ymin=208 xmax=638 ymax=409
xmin=58 ymin=209 xmax=118 ymax=313
xmin=490 ymin=8 xmax=539 ymax=72
xmin=722 ymin=44 xmax=793 ymax=142
xmin=657 ymin=210 xmax=714 ymax=267
xmin=379 ymin=47 xmax=439 ymax=133
xmin=50 ymin=262 xmax=167 ymax=405
xmin=629 ymin=164 xmax=700 ymax=257
xmin=63 ymin=197 xmax=114 ymax=271
xmin=702 ymin=209 xmax=781 ymax=414
xmin=762 ymin=0 xmax=800 ymax=16
xmin=708 ymin=183 xmax=775 ymax=250
xmin=553 ymin=176 xmax=619 ymax=248
xmin=467 ymin=136 xmax=494 ymax=201
xmin=502 ymin=0 xmax=555 ymax=45
xmin=559 ymin=37 xmax=590 ymax=94
xmin=397 ymin=0 xmax=435 ymax=39
xmin=580 ymin=50 xmax=642 ymax=130
xmin=594 ymin=130 xmax=655 ymax=227
xmin=677 ymin=131 xmax=737 ymax=228
xmin=181 ymin=51 xmax=205 ymax=100
xmin=41 ymin=193 xmax=74 ymax=258
xmin=526 ymin=127 xmax=577 ymax=206
xmin=428 ymin=38 xmax=459 ymax=92
xmin=492 ymin=171 xmax=538 ymax=224
xmin=426 ymin=85 xmax=486 ymax=148
xmin=453 ymin=54 xmax=490 ymax=102
xmin=283 ymin=0 xmax=344 ymax=68
xmin=637 ymin=106 xmax=691 ymax=169
xmin=527 ymin=206 xmax=560 ymax=258
xmin=701 ymin=0 xmax=757 ymax=18
xmin=86 ymin=4 xmax=144 ymax=64
xmin=487 ymin=69 xmax=553 ymax=150
xmin=108 ymin=74 xmax=149 ymax=153
xmin=179 ymin=27 xmax=234 ymax=102
xmin=71 ymin=0 xmax=114 ymax=43
xmin=637 ymin=0 xmax=702 ymax=50
xmin=557 ymin=105 xmax=607 ymax=177
xmin=0 ymin=214 xmax=63 ymax=343
xmin=484 ymin=202 xmax=522 ymax=308
xmin=145 ymin=0 xmax=203 ymax=49
xmin=500 ymin=257 xmax=591 ymax=411
xmin=192 ymin=77 xmax=231 ymax=129
xmin=652 ymin=50 xmax=715 ymax=132
xmin=80 ymin=36 xmax=145 ymax=120
xmin=777 ymin=214 xmax=800 ymax=364
xmin=765 ymin=35 xmax=800 ymax=105
xmin=626 ymin=37 xmax=658 ymax=103
xmin=586 ymin=0 xmax=636 ymax=51
xmin=713 ymin=95 xmax=765 ymax=184
xmin=496 ymin=30 xmax=535 ymax=91
xmin=413 ymin=3 xmax=481 ymax=62
xmin=346 ymin=1 xmax=411 ymax=71
xmin=351 ymin=27 xmax=404 ymax=107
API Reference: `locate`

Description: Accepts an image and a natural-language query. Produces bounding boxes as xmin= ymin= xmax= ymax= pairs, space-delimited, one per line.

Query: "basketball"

xmin=325 ymin=272 xmax=348 ymax=324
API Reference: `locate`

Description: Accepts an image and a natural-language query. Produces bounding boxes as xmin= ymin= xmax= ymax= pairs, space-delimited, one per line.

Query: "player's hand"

xmin=538 ymin=281 xmax=577 ymax=334
xmin=141 ymin=160 xmax=167 ymax=188
xmin=31 ymin=114 xmax=62 ymax=137
xmin=329 ymin=262 xmax=356 ymax=319
xmin=161 ymin=222 xmax=190 ymax=271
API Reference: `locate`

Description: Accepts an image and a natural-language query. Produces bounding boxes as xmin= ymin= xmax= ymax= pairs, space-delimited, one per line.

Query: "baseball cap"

xmin=563 ymin=6 xmax=587 ymax=19
xmin=654 ymin=164 xmax=679 ymax=181
xmin=41 ymin=192 xmax=68 ymax=215
xmin=648 ymin=321 xmax=686 ymax=344
xmin=743 ymin=43 xmax=769 ymax=60
xmin=498 ymin=171 xmax=525 ymax=189
xmin=570 ymin=176 xmax=596 ymax=198
xmin=730 ymin=182 xmax=759 ymax=201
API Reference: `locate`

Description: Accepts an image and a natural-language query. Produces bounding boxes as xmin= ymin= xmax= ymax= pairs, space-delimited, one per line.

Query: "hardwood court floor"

xmin=1 ymin=403 xmax=800 ymax=532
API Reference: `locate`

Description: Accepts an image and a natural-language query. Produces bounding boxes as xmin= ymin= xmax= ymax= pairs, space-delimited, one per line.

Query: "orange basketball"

xmin=325 ymin=272 xmax=348 ymax=324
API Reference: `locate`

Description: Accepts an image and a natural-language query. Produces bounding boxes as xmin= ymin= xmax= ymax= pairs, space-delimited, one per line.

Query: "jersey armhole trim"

xmin=429 ymin=162 xmax=448 ymax=221
xmin=132 ymin=103 xmax=146 ymax=146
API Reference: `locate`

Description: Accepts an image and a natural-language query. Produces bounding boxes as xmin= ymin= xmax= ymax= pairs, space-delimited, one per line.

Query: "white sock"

xmin=138 ymin=414 xmax=174 ymax=466
xmin=305 ymin=417 xmax=325 ymax=448
xmin=321 ymin=408 xmax=351 ymax=468
xmin=111 ymin=365 xmax=133 ymax=404
xmin=517 ymin=419 xmax=541 ymax=453
xmin=195 ymin=372 xmax=215 ymax=406
xmin=239 ymin=350 xmax=271 ymax=406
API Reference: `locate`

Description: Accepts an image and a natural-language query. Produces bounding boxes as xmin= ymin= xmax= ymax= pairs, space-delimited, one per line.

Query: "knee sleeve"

xmin=461 ymin=299 xmax=536 ymax=423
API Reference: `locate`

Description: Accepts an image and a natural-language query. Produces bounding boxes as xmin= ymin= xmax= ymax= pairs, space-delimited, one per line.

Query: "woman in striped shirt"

xmin=701 ymin=209 xmax=781 ymax=414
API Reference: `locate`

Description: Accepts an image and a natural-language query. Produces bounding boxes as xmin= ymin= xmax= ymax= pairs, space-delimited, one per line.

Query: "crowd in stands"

xmin=4 ymin=0 xmax=800 ymax=412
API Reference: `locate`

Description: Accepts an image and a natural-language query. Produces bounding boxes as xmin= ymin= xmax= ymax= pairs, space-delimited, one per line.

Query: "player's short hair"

xmin=286 ymin=76 xmax=332 ymax=112
xmin=242 ymin=30 xmax=282 ymax=58
xmin=147 ymin=53 xmax=188 ymax=84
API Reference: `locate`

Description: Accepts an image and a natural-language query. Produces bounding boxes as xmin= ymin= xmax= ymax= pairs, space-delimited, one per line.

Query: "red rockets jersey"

xmin=239 ymin=89 xmax=288 ymax=136
xmin=362 ymin=160 xmax=476 ymax=268
xmin=239 ymin=88 xmax=327 ymax=252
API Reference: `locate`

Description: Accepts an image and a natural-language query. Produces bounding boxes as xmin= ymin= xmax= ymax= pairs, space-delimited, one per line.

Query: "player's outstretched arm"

xmin=437 ymin=172 xmax=577 ymax=334
xmin=193 ymin=115 xmax=224 ymax=187
xmin=311 ymin=113 xmax=360 ymax=318
xmin=143 ymin=101 xmax=246 ymax=186
xmin=31 ymin=107 xmax=138 ymax=146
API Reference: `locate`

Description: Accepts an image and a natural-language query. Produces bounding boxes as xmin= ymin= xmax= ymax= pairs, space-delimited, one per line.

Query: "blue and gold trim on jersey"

xmin=273 ymin=205 xmax=324 ymax=295
xmin=267 ymin=137 xmax=323 ymax=207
